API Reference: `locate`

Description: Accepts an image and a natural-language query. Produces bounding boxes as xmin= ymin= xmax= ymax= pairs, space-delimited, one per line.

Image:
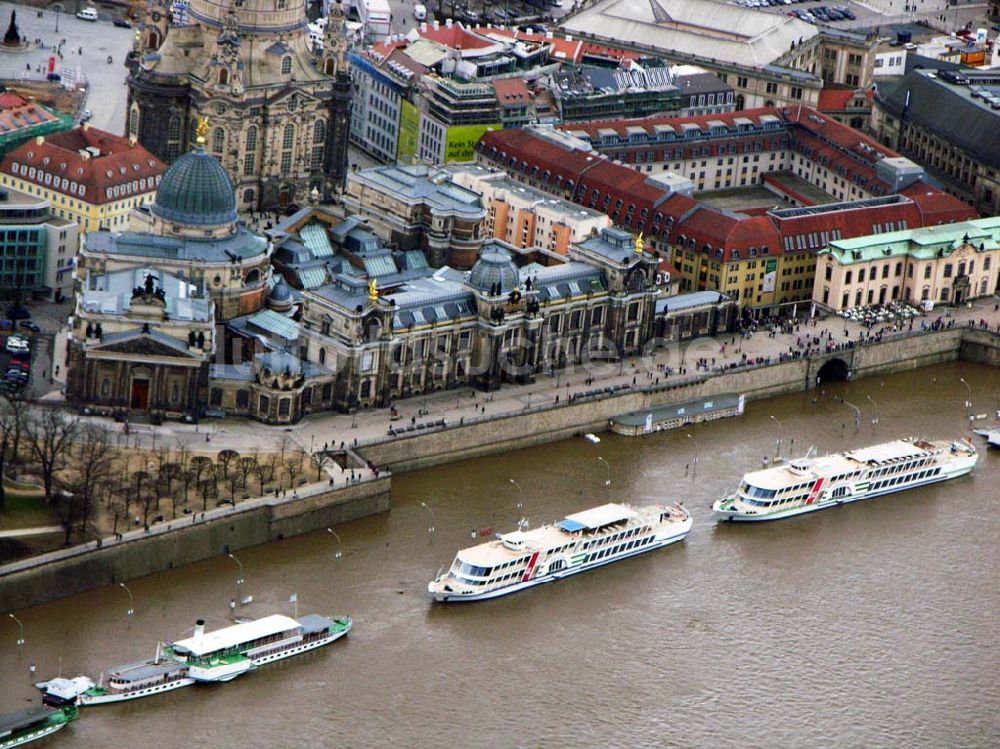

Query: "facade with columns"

xmin=66 ymin=140 xmax=273 ymax=419
xmin=126 ymin=0 xmax=352 ymax=211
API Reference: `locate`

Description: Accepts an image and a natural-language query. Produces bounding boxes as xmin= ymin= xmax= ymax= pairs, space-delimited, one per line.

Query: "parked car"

xmin=112 ymin=17 xmax=132 ymax=27
xmin=19 ymin=321 xmax=40 ymax=333
xmin=76 ymin=7 xmax=98 ymax=21
xmin=5 ymin=306 xmax=29 ymax=321
xmin=10 ymin=348 xmax=31 ymax=360
xmin=8 ymin=360 xmax=29 ymax=371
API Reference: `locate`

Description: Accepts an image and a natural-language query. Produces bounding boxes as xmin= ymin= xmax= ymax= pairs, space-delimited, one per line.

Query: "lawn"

xmin=0 ymin=481 xmax=58 ymax=531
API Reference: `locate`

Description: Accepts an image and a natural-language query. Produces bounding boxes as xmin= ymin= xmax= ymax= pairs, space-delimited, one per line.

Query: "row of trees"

xmin=0 ymin=396 xmax=327 ymax=545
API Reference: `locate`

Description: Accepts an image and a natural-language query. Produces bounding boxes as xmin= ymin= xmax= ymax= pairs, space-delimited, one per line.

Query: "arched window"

xmin=219 ymin=68 xmax=229 ymax=86
xmin=147 ymin=29 xmax=160 ymax=49
xmin=243 ymin=126 xmax=257 ymax=176
xmin=319 ymin=348 xmax=327 ymax=365
xmin=313 ymin=120 xmax=326 ymax=143
xmin=281 ymin=124 xmax=295 ymax=174
xmin=167 ymin=115 xmax=182 ymax=141
xmin=281 ymin=56 xmax=292 ymax=75
xmin=324 ymin=58 xmax=335 ymax=76
xmin=242 ymin=188 xmax=255 ymax=204
xmin=212 ymin=127 xmax=225 ymax=154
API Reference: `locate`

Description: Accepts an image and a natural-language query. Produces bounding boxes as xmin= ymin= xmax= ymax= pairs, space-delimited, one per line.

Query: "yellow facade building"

xmin=0 ymin=126 xmax=167 ymax=235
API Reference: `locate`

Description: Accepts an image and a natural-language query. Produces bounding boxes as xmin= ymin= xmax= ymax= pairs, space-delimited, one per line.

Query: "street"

xmin=0 ymin=1 xmax=134 ymax=134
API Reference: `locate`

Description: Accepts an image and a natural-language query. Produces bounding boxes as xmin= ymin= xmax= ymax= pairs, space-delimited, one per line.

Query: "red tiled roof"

xmin=1 ymin=126 xmax=167 ymax=206
xmin=493 ymin=78 xmax=531 ymax=108
xmin=559 ymin=107 xmax=780 ymax=140
xmin=477 ymin=115 xmax=977 ymax=263
xmin=417 ymin=24 xmax=498 ymax=50
xmin=817 ymin=88 xmax=857 ymax=111
xmin=0 ymin=102 xmax=60 ymax=135
xmin=902 ymin=184 xmax=980 ymax=224
xmin=0 ymin=93 xmax=28 ymax=109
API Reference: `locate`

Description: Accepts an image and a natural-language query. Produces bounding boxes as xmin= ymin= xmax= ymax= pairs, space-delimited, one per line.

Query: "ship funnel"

xmin=194 ymin=619 xmax=205 ymax=637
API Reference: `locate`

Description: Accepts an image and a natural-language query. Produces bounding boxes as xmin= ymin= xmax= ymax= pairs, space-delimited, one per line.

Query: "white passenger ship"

xmin=37 ymin=613 xmax=351 ymax=705
xmin=428 ymin=502 xmax=692 ymax=602
xmin=712 ymin=437 xmax=977 ymax=522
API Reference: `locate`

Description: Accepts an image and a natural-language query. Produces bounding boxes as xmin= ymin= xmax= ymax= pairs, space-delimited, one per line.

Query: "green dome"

xmin=152 ymin=147 xmax=237 ymax=227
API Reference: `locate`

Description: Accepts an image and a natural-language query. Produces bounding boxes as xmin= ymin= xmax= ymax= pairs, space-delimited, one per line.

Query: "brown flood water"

xmin=1 ymin=361 xmax=999 ymax=748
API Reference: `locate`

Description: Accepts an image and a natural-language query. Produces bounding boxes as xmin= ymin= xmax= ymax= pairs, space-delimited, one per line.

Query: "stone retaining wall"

xmin=0 ymin=478 xmax=390 ymax=612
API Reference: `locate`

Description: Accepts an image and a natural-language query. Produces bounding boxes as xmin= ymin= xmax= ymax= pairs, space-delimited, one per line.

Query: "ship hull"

xmin=429 ymin=523 xmax=691 ymax=602
xmin=713 ymin=457 xmax=976 ymax=522
xmin=0 ymin=720 xmax=68 ymax=749
xmin=249 ymin=626 xmax=351 ymax=667
xmin=78 ymin=677 xmax=196 ymax=705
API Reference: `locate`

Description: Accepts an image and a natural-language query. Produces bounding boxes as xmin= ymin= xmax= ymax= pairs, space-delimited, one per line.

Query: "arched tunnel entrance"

xmin=816 ymin=357 xmax=850 ymax=384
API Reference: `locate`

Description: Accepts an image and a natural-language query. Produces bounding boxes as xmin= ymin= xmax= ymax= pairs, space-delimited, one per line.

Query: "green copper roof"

xmin=152 ymin=146 xmax=237 ymax=227
xmin=818 ymin=216 xmax=1000 ymax=265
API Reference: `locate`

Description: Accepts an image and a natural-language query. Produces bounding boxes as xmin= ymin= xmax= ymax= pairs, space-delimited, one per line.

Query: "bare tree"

xmin=314 ymin=451 xmax=333 ymax=481
xmin=276 ymin=434 xmax=292 ymax=464
xmin=198 ymin=478 xmax=218 ymax=511
xmin=72 ymin=425 xmax=115 ymax=535
xmin=226 ymin=466 xmax=240 ymax=502
xmin=191 ymin=455 xmax=213 ymax=489
xmin=26 ymin=408 xmax=79 ymax=504
xmin=237 ymin=456 xmax=257 ymax=494
xmin=0 ymin=394 xmax=28 ymax=513
xmin=217 ymin=449 xmax=239 ymax=476
xmin=178 ymin=469 xmax=195 ymax=504
xmin=173 ymin=436 xmax=194 ymax=474
xmin=55 ymin=489 xmax=81 ymax=545
xmin=284 ymin=450 xmax=306 ymax=489
xmin=132 ymin=471 xmax=152 ymax=524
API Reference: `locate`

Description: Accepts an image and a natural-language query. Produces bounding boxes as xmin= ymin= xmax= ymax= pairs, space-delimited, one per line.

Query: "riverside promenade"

xmin=4 ymin=299 xmax=998 ymax=610
xmin=81 ymin=298 xmax=1000 ymax=469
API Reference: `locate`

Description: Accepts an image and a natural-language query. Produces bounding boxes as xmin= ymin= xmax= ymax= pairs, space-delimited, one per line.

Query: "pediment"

xmin=94 ymin=334 xmax=195 ymax=359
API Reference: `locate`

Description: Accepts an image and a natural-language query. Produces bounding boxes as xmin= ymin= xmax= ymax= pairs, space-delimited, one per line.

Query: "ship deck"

xmin=454 ymin=504 xmax=673 ymax=566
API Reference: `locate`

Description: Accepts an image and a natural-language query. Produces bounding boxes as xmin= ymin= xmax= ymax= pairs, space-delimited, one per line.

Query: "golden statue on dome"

xmin=196 ymin=116 xmax=209 ymax=145
xmin=368 ymin=277 xmax=378 ymax=302
xmin=634 ymin=231 xmax=644 ymax=255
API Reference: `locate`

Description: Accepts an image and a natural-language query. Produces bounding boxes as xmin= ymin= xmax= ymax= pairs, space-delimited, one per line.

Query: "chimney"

xmin=194 ymin=619 xmax=205 ymax=637
xmin=35 ymin=135 xmax=44 ymax=145
xmin=445 ymin=18 xmax=452 ymax=28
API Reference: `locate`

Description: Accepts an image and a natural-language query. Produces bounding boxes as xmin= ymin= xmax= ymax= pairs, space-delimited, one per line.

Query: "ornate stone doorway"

xmin=130 ymin=378 xmax=150 ymax=410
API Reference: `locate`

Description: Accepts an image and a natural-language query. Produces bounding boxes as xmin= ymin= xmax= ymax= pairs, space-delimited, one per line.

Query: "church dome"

xmin=151 ymin=147 xmax=237 ymax=228
xmin=266 ymin=278 xmax=293 ymax=311
xmin=467 ymin=245 xmax=520 ymax=294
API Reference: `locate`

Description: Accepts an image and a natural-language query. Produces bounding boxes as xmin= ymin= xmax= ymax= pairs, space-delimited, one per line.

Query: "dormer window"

xmin=281 ymin=56 xmax=292 ymax=75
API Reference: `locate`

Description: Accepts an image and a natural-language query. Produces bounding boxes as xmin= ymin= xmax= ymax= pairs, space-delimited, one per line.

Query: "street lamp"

xmin=119 ymin=582 xmax=135 ymax=628
xmin=841 ymin=399 xmax=861 ymax=430
xmin=419 ymin=501 xmax=435 ymax=534
xmin=326 ymin=528 xmax=343 ymax=559
xmin=228 ymin=553 xmax=246 ymax=603
xmin=509 ymin=478 xmax=524 ymax=513
xmin=769 ymin=415 xmax=784 ymax=456
xmin=597 ymin=456 xmax=611 ymax=486
xmin=866 ymin=395 xmax=879 ymax=427
xmin=959 ymin=377 xmax=972 ymax=415
xmin=8 ymin=613 xmax=25 ymax=648
xmin=686 ymin=433 xmax=699 ymax=475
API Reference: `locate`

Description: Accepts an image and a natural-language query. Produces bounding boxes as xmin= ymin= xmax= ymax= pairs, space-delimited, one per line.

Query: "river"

xmin=2 ymin=361 xmax=998 ymax=748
